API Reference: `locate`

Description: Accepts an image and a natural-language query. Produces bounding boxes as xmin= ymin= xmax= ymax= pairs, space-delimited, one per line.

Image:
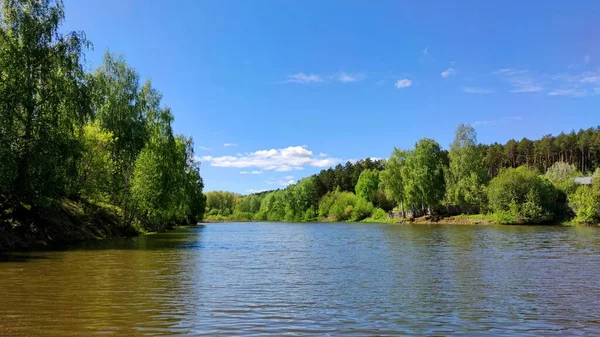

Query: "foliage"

xmin=76 ymin=123 xmax=115 ymax=202
xmin=569 ymin=186 xmax=600 ymax=224
xmin=0 ymin=0 xmax=90 ymax=205
xmin=487 ymin=166 xmax=558 ymax=224
xmin=381 ymin=149 xmax=408 ymax=211
xmin=545 ymin=162 xmax=580 ymax=195
xmin=371 ymin=208 xmax=388 ymax=221
xmin=355 ymin=169 xmax=380 ymax=202
xmin=0 ymin=1 xmax=206 ymax=235
xmin=402 ymin=139 xmax=446 ymax=215
xmin=351 ymin=198 xmax=374 ymax=221
xmin=446 ymin=124 xmax=488 ymax=212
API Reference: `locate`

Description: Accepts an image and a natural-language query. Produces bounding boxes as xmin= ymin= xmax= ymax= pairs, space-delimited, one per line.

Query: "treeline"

xmin=0 ymin=0 xmax=205 ymax=239
xmin=206 ymin=124 xmax=600 ymax=225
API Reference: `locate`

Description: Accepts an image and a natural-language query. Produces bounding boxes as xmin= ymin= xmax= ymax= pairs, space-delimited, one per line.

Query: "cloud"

xmin=441 ymin=68 xmax=456 ymax=78
xmin=267 ymin=177 xmax=296 ymax=187
xmin=495 ymin=68 xmax=543 ymax=93
xmin=585 ymin=54 xmax=591 ymax=64
xmin=285 ymin=73 xmax=323 ymax=84
xmin=422 ymin=47 xmax=428 ymax=56
xmin=224 ymin=143 xmax=238 ymax=147
xmin=506 ymin=116 xmax=522 ymax=120
xmin=198 ymin=146 xmax=212 ymax=151
xmin=240 ymin=170 xmax=263 ymax=175
xmin=462 ymin=87 xmax=493 ymax=94
xmin=202 ymin=145 xmax=341 ymax=172
xmin=548 ymin=89 xmax=587 ymax=97
xmin=394 ymin=79 xmax=412 ymax=89
xmin=332 ymin=72 xmax=366 ymax=83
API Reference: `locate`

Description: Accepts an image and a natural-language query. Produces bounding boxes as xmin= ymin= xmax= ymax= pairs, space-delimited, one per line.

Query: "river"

xmin=1 ymin=222 xmax=600 ymax=336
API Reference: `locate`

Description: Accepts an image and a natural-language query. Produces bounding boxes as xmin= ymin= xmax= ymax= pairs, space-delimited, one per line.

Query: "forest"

xmin=205 ymin=125 xmax=600 ymax=225
xmin=0 ymin=0 xmax=205 ymax=248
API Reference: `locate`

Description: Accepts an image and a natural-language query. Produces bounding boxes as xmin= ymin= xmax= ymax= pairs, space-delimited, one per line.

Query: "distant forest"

xmin=206 ymin=126 xmax=600 ymax=225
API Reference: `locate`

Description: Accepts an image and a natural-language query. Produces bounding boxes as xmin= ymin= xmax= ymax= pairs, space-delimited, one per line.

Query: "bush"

xmin=487 ymin=166 xmax=559 ymax=224
xmin=569 ymin=186 xmax=600 ymax=224
xmin=319 ymin=189 xmax=357 ymax=221
xmin=371 ymin=208 xmax=387 ymax=220
xmin=351 ymin=198 xmax=374 ymax=221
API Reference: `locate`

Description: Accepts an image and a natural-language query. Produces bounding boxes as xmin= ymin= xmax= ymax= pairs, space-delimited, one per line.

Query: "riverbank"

xmin=203 ymin=214 xmax=499 ymax=226
xmin=0 ymin=199 xmax=140 ymax=251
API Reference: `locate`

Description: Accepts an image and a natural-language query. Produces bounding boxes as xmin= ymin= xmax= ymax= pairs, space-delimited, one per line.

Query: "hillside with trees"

xmin=0 ymin=0 xmax=205 ymax=249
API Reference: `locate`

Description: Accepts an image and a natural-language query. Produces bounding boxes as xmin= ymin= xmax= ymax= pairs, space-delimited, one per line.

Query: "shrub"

xmin=569 ymin=186 xmax=600 ymax=224
xmin=351 ymin=198 xmax=374 ymax=221
xmin=371 ymin=208 xmax=387 ymax=221
xmin=487 ymin=166 xmax=559 ymax=224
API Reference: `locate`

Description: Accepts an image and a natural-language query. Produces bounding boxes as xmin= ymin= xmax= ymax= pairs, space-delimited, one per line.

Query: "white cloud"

xmin=198 ymin=146 xmax=212 ymax=151
xmin=267 ymin=177 xmax=296 ymax=187
xmin=422 ymin=47 xmax=428 ymax=56
xmin=394 ymin=79 xmax=412 ymax=89
xmin=584 ymin=54 xmax=591 ymax=64
xmin=509 ymin=79 xmax=543 ymax=93
xmin=202 ymin=145 xmax=341 ymax=172
xmin=548 ymin=89 xmax=587 ymax=97
xmin=285 ymin=73 xmax=323 ymax=84
xmin=240 ymin=170 xmax=263 ymax=175
xmin=441 ymin=68 xmax=456 ymax=78
xmin=462 ymin=87 xmax=493 ymax=94
xmin=495 ymin=68 xmax=543 ymax=93
xmin=332 ymin=72 xmax=366 ymax=83
xmin=580 ymin=74 xmax=600 ymax=84
xmin=506 ymin=116 xmax=522 ymax=120
xmin=224 ymin=142 xmax=238 ymax=147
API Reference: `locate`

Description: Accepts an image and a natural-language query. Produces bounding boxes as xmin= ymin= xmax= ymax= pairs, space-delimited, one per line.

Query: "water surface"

xmin=2 ymin=222 xmax=600 ymax=336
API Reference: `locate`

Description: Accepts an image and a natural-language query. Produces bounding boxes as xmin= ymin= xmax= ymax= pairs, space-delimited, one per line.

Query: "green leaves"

xmin=446 ymin=124 xmax=487 ymax=212
xmin=402 ymin=138 xmax=446 ymax=214
xmin=487 ymin=166 xmax=558 ymax=224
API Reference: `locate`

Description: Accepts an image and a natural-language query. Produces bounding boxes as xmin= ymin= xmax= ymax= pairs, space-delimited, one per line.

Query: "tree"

xmin=487 ymin=166 xmax=559 ymax=224
xmin=446 ymin=124 xmax=488 ymax=212
xmin=90 ymin=52 xmax=147 ymax=210
xmin=76 ymin=122 xmax=115 ymax=202
xmin=381 ymin=149 xmax=409 ymax=216
xmin=355 ymin=169 xmax=380 ymax=202
xmin=402 ymin=138 xmax=446 ymax=215
xmin=545 ymin=162 xmax=580 ymax=195
xmin=0 ymin=0 xmax=90 ymax=205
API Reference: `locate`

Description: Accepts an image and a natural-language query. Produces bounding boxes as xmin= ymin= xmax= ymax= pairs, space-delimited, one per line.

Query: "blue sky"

xmin=63 ymin=0 xmax=600 ymax=194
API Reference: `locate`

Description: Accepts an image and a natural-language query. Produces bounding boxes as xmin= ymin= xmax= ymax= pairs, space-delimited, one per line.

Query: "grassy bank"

xmin=0 ymin=199 xmax=141 ymax=251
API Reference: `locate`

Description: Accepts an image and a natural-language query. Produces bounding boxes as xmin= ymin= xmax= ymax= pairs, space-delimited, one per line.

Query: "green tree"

xmin=545 ymin=161 xmax=580 ymax=195
xmin=355 ymin=169 xmax=380 ymax=202
xmin=90 ymin=52 xmax=147 ymax=210
xmin=76 ymin=122 xmax=115 ymax=202
xmin=381 ymin=149 xmax=408 ymax=216
xmin=402 ymin=138 xmax=446 ymax=215
xmin=570 ymin=186 xmax=599 ymax=224
xmin=487 ymin=166 xmax=559 ymax=224
xmin=446 ymin=124 xmax=488 ymax=212
xmin=0 ymin=0 xmax=90 ymax=205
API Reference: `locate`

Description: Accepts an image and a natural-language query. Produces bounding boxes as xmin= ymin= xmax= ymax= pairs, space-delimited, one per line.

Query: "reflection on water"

xmin=1 ymin=223 xmax=600 ymax=336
